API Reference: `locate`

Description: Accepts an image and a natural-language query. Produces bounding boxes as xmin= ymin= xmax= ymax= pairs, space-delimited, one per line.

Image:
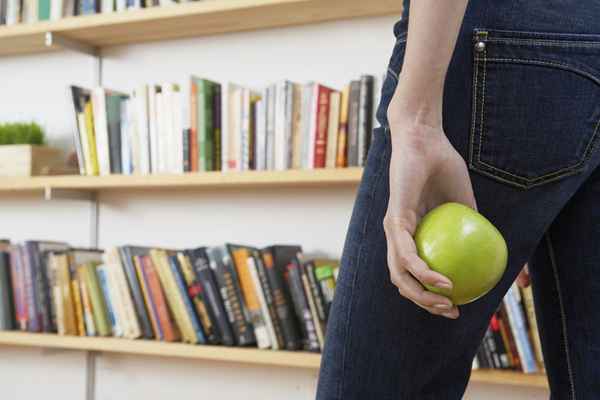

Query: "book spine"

xmin=265 ymin=85 xmax=276 ymax=170
xmin=230 ymin=247 xmax=270 ymax=349
xmin=0 ymin=252 xmax=15 ymax=330
xmin=286 ymin=260 xmax=320 ymax=352
xmin=168 ymin=255 xmax=207 ymax=344
xmin=78 ymin=267 xmax=96 ymax=336
xmin=346 ymin=80 xmax=361 ymax=167
xmin=326 ymin=91 xmax=341 ymax=169
xmin=36 ymin=249 xmax=54 ymax=332
xmin=499 ymin=303 xmax=521 ymax=370
xmin=197 ymin=80 xmax=207 ymax=172
xmin=9 ymin=249 xmax=23 ymax=330
xmin=177 ymin=252 xmax=219 ymax=344
xmin=291 ymin=84 xmax=303 ymax=169
xmin=213 ymin=84 xmax=222 ymax=171
xmin=253 ymin=251 xmax=285 ymax=349
xmin=247 ymin=254 xmax=278 ymax=349
xmin=190 ymin=80 xmax=198 ymax=172
xmin=16 ymin=247 xmax=29 ymax=330
xmin=96 ymin=265 xmax=121 ymax=337
xmin=106 ymin=94 xmax=123 ymax=174
xmin=300 ymin=263 xmax=324 ymax=349
xmin=305 ymin=262 xmax=328 ymax=332
xmin=261 ymin=248 xmax=301 ymax=350
xmin=504 ymin=285 xmax=537 ymax=373
xmin=207 ymin=246 xmax=255 ymax=346
xmin=119 ymin=248 xmax=153 ymax=339
xmin=84 ymin=264 xmax=111 ymax=336
xmin=142 ymin=255 xmax=179 ymax=342
xmin=483 ymin=324 xmax=501 ymax=369
xmin=57 ymin=254 xmax=77 ymax=335
xmin=490 ymin=313 xmax=510 ymax=368
xmin=183 ymin=128 xmax=191 ymax=172
xmin=357 ymin=75 xmax=374 ymax=166
xmin=335 ymin=85 xmax=350 ymax=168
xmin=71 ymin=276 xmax=86 ymax=336
xmin=190 ymin=249 xmax=234 ymax=346
xmin=204 ymin=82 xmax=214 ymax=171
xmin=284 ymin=81 xmax=294 ymax=169
xmin=134 ymin=255 xmax=163 ymax=340
xmin=109 ymin=253 xmax=141 ymax=339
xmin=521 ymin=285 xmax=544 ymax=368
xmin=313 ymin=86 xmax=331 ymax=169
xmin=23 ymin=243 xmax=39 ymax=332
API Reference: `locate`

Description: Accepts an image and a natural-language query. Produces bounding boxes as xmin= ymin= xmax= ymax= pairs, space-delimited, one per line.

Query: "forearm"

xmin=390 ymin=0 xmax=469 ymax=127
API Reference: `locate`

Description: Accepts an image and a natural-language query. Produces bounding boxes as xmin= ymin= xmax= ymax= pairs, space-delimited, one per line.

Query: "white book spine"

xmin=6 ymin=0 xmax=21 ymax=25
xmin=101 ymin=0 xmax=113 ymax=12
xmin=148 ymin=86 xmax=159 ymax=174
xmin=134 ymin=86 xmax=151 ymax=174
xmin=307 ymin=84 xmax=319 ymax=169
xmin=91 ymin=87 xmax=111 ymax=176
xmin=265 ymin=84 xmax=276 ymax=170
xmin=104 ymin=261 xmax=127 ymax=338
xmin=172 ymin=88 xmax=184 ymax=174
xmin=255 ymin=98 xmax=266 ymax=171
xmin=300 ymin=83 xmax=313 ymax=169
xmin=284 ymin=81 xmax=294 ymax=170
xmin=119 ymin=99 xmax=132 ymax=175
xmin=230 ymin=88 xmax=242 ymax=172
xmin=116 ymin=0 xmax=126 ymax=11
xmin=50 ymin=0 xmax=63 ymax=20
xmin=241 ymin=88 xmax=251 ymax=171
xmin=274 ymin=81 xmax=286 ymax=171
xmin=156 ymin=91 xmax=167 ymax=173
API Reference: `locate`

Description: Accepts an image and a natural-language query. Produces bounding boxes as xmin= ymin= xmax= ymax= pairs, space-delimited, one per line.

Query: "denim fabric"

xmin=317 ymin=1 xmax=600 ymax=399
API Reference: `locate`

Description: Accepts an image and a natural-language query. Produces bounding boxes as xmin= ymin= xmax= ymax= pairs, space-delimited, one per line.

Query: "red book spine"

xmin=9 ymin=248 xmax=25 ymax=330
xmin=190 ymin=81 xmax=199 ymax=172
xmin=141 ymin=256 xmax=179 ymax=342
xmin=313 ymin=86 xmax=331 ymax=168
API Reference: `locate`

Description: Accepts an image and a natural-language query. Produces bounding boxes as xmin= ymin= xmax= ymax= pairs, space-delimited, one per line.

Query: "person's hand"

xmin=383 ymin=93 xmax=477 ymax=320
xmin=516 ymin=264 xmax=531 ymax=288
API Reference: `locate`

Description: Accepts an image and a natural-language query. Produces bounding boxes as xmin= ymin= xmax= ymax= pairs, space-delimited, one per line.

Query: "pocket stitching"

xmin=471 ymin=51 xmax=600 ymax=187
xmin=488 ymin=37 xmax=600 ymax=48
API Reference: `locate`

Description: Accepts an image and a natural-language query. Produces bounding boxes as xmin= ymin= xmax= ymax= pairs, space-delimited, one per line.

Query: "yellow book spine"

xmin=78 ymin=265 xmax=96 ymax=336
xmin=71 ymin=278 xmax=86 ymax=336
xmin=84 ymin=101 xmax=99 ymax=176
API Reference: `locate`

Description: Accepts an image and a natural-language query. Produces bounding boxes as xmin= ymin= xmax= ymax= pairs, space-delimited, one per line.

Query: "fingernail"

xmin=433 ymin=303 xmax=452 ymax=310
xmin=442 ymin=311 xmax=458 ymax=319
xmin=435 ymin=281 xmax=452 ymax=289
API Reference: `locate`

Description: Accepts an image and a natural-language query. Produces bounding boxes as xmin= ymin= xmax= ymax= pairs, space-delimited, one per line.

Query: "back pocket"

xmin=469 ymin=28 xmax=600 ymax=189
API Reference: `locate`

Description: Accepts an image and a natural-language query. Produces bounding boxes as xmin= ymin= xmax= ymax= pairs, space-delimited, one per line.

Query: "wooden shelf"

xmin=0 ymin=332 xmax=548 ymax=389
xmin=0 ymin=168 xmax=363 ymax=194
xmin=0 ymin=0 xmax=401 ymax=56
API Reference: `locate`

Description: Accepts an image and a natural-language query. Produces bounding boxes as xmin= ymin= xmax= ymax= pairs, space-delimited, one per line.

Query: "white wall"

xmin=0 ymin=15 xmax=549 ymax=400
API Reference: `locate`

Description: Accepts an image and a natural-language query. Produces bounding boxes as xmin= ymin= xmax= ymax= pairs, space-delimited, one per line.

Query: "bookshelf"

xmin=0 ymin=332 xmax=549 ymax=389
xmin=0 ymin=0 xmax=401 ymax=56
xmin=0 ymin=168 xmax=362 ymax=193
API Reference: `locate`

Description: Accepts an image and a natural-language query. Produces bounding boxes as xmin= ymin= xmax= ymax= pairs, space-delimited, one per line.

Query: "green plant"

xmin=0 ymin=122 xmax=45 ymax=145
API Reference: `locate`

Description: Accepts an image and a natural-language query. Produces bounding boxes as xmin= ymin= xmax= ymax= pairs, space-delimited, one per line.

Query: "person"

xmin=316 ymin=0 xmax=600 ymax=398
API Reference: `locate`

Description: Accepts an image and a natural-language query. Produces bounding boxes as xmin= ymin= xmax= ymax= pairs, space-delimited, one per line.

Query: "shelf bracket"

xmin=45 ymin=32 xmax=99 ymax=57
xmin=44 ymin=187 xmax=95 ymax=201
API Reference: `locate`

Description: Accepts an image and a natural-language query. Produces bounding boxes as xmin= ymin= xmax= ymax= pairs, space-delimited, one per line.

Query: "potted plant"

xmin=0 ymin=122 xmax=66 ymax=177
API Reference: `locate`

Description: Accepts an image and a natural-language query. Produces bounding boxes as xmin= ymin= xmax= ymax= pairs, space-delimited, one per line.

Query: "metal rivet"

xmin=475 ymin=41 xmax=486 ymax=52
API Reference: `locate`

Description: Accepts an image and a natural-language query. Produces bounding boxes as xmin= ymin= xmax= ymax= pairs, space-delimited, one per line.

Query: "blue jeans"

xmin=317 ymin=1 xmax=600 ymax=399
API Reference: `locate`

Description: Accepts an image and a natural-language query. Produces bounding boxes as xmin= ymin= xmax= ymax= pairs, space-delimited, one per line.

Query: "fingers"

xmin=385 ymin=220 xmax=459 ymax=319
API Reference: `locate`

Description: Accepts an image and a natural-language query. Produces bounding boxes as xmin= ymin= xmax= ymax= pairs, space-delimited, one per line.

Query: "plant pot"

xmin=0 ymin=145 xmax=65 ymax=177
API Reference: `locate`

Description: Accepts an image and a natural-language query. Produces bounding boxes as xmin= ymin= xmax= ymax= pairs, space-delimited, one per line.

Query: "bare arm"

xmin=384 ymin=1 xmax=473 ymax=319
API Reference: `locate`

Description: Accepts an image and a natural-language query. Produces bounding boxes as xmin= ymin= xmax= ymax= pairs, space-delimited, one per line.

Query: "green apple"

xmin=414 ymin=202 xmax=508 ymax=305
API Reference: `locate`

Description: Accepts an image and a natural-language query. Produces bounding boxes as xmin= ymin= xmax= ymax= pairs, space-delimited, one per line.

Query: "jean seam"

xmin=470 ymin=52 xmax=600 ymax=188
xmin=486 ymin=37 xmax=600 ymax=48
xmin=474 ymin=27 xmax=600 ymax=45
xmin=469 ymin=42 xmax=480 ymax=167
xmin=546 ymin=233 xmax=577 ymax=400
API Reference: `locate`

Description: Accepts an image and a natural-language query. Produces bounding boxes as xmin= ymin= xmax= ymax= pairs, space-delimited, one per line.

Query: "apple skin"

xmin=414 ymin=202 xmax=508 ymax=305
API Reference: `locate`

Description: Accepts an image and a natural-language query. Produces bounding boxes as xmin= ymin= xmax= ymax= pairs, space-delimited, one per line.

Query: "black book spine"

xmin=491 ymin=313 xmax=510 ymax=369
xmin=304 ymin=262 xmax=328 ymax=332
xmin=187 ymin=248 xmax=234 ymax=345
xmin=252 ymin=249 xmax=284 ymax=349
xmin=24 ymin=242 xmax=42 ymax=332
xmin=346 ymin=80 xmax=361 ymax=167
xmin=207 ymin=246 xmax=255 ymax=346
xmin=119 ymin=247 xmax=154 ymax=339
xmin=261 ymin=248 xmax=302 ymax=350
xmin=213 ymin=84 xmax=222 ymax=171
xmin=286 ymin=258 xmax=320 ymax=352
xmin=0 ymin=251 xmax=15 ymax=330
xmin=482 ymin=326 xmax=499 ymax=368
xmin=476 ymin=345 xmax=489 ymax=369
xmin=359 ymin=74 xmax=374 ymax=166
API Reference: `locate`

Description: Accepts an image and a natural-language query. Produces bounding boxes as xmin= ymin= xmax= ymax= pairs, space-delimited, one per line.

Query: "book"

xmin=504 ymin=284 xmax=537 ymax=373
xmin=96 ymin=264 xmax=122 ymax=336
xmin=357 ymin=75 xmax=374 ymax=166
xmin=346 ymin=80 xmax=361 ymax=167
xmin=106 ymin=92 xmax=125 ymax=174
xmin=78 ymin=266 xmax=96 ymax=336
xmin=133 ymin=254 xmax=163 ymax=340
xmin=118 ymin=246 xmax=154 ymax=339
xmin=521 ymin=285 xmax=544 ymax=368
xmin=326 ymin=91 xmax=341 ymax=168
xmin=193 ymin=77 xmax=216 ymax=172
xmin=12 ymin=246 xmax=28 ymax=330
xmin=263 ymin=245 xmax=302 ymax=350
xmin=490 ymin=312 xmax=510 ymax=368
xmin=133 ymin=85 xmax=151 ymax=174
xmin=285 ymin=254 xmax=320 ymax=352
xmin=312 ymin=85 xmax=332 ymax=168
xmin=69 ymin=86 xmax=88 ymax=175
xmin=0 ymin=242 xmax=15 ymax=330
xmin=206 ymin=246 xmax=255 ymax=346
xmin=140 ymin=255 xmax=180 ymax=342
xmin=51 ymin=252 xmax=78 ymax=336
xmin=291 ymin=83 xmax=303 ymax=169
xmin=228 ymin=245 xmax=270 ymax=349
xmin=187 ymin=248 xmax=234 ymax=346
xmin=91 ymin=87 xmax=112 ymax=176
xmin=303 ymin=261 xmax=328 ymax=339
xmin=213 ymin=84 xmax=222 ymax=171
xmin=83 ymin=99 xmax=100 ymax=175
xmin=81 ymin=260 xmax=111 ymax=336
xmin=265 ymin=84 xmax=276 ymax=170
xmin=176 ymin=251 xmax=219 ymax=344
xmin=37 ymin=0 xmax=50 ymax=20
xmin=312 ymin=261 xmax=336 ymax=318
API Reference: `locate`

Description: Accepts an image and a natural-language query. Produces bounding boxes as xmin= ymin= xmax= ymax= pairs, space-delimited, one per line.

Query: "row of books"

xmin=0 ymin=240 xmax=338 ymax=351
xmin=0 ymin=0 xmax=190 ymax=26
xmin=472 ymin=284 xmax=544 ymax=374
xmin=68 ymin=74 xmax=379 ymax=176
